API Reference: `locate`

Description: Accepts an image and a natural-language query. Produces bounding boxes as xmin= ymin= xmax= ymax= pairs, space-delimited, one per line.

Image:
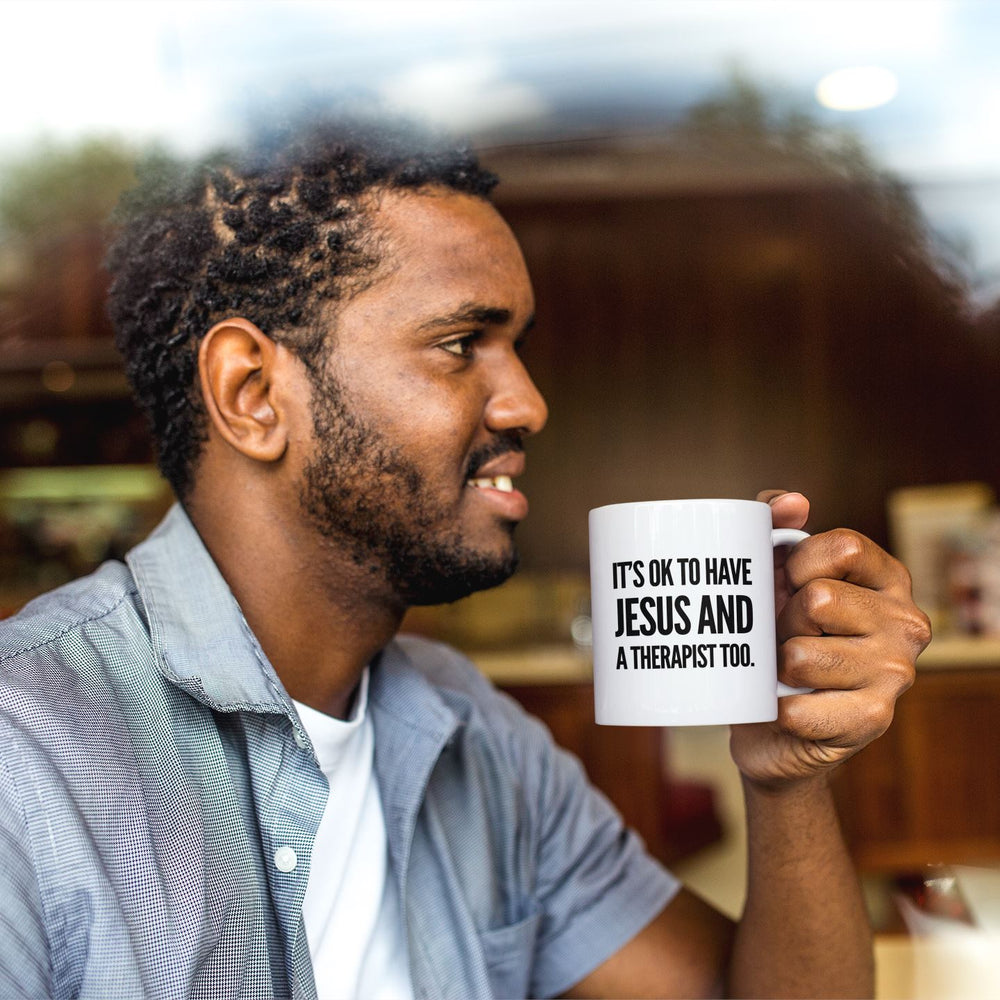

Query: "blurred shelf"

xmin=471 ymin=635 xmax=1000 ymax=684
xmin=0 ymin=339 xmax=130 ymax=408
xmin=918 ymin=636 xmax=1000 ymax=670
xmin=470 ymin=644 xmax=592 ymax=686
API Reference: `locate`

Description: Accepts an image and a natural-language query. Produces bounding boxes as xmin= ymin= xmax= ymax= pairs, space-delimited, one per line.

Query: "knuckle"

xmin=776 ymin=699 xmax=813 ymax=736
xmin=907 ymin=609 xmax=933 ymax=650
xmin=881 ymin=550 xmax=915 ymax=592
xmin=779 ymin=637 xmax=813 ymax=682
xmin=799 ymin=579 xmax=835 ymax=618
xmin=829 ymin=528 xmax=866 ymax=566
xmin=895 ymin=559 xmax=916 ymax=594
xmin=862 ymin=696 xmax=894 ymax=739
xmin=781 ymin=636 xmax=809 ymax=667
xmin=884 ymin=653 xmax=916 ymax=693
xmin=794 ymin=635 xmax=842 ymax=674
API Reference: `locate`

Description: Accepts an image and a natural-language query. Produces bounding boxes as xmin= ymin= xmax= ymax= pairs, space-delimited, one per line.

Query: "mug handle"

xmin=771 ymin=528 xmax=813 ymax=697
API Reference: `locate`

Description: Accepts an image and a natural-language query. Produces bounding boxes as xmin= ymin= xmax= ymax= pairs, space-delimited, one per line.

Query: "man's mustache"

xmin=465 ymin=432 xmax=525 ymax=478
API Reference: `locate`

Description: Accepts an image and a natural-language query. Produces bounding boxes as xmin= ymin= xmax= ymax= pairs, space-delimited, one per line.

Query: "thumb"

xmin=757 ymin=489 xmax=809 ymax=530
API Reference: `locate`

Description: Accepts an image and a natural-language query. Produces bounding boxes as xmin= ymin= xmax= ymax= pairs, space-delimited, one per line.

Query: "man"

xmin=0 ymin=121 xmax=929 ymax=998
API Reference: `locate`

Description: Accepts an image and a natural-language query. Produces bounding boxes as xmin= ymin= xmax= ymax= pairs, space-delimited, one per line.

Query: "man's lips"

xmin=466 ymin=449 xmax=525 ymax=483
xmin=465 ymin=452 xmax=528 ymax=518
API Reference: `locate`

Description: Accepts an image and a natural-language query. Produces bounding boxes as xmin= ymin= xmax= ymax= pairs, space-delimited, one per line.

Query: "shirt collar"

xmin=125 ymin=504 xmax=464 ymax=747
xmin=126 ymin=503 xmax=291 ymax=713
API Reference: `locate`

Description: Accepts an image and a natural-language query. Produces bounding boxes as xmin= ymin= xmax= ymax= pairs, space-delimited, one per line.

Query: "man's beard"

xmin=298 ymin=368 xmax=520 ymax=606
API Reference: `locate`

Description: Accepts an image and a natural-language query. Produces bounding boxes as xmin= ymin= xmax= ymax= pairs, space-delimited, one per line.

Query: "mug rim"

xmin=589 ymin=497 xmax=768 ymax=515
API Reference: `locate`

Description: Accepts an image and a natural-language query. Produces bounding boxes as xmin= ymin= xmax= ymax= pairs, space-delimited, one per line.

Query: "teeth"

xmin=468 ymin=475 xmax=514 ymax=493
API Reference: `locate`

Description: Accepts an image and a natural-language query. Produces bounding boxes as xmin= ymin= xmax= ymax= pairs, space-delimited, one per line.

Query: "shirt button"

xmin=293 ymin=728 xmax=308 ymax=749
xmin=274 ymin=846 xmax=298 ymax=873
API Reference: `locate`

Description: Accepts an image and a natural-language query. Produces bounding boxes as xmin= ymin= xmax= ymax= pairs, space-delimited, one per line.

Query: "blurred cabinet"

xmin=834 ymin=648 xmax=1000 ymax=871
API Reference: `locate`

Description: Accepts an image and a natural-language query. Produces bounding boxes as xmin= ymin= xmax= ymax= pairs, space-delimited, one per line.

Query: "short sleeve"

xmin=526 ymin=720 xmax=680 ymax=998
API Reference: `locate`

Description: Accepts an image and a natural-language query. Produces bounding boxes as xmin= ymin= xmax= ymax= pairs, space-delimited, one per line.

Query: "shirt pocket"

xmin=478 ymin=909 xmax=542 ymax=999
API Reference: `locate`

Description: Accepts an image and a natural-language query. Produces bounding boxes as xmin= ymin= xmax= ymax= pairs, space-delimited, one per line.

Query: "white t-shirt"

xmin=294 ymin=670 xmax=413 ymax=1000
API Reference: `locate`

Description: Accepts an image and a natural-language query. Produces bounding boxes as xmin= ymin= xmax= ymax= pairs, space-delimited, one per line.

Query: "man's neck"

xmin=235 ymin=564 xmax=403 ymax=719
xmin=186 ymin=498 xmax=405 ymax=720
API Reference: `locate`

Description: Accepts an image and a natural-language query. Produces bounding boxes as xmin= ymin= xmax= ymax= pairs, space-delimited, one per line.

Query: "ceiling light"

xmin=815 ymin=66 xmax=899 ymax=111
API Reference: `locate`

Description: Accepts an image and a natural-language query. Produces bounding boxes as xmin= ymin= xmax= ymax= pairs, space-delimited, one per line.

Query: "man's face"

xmin=297 ymin=188 xmax=548 ymax=606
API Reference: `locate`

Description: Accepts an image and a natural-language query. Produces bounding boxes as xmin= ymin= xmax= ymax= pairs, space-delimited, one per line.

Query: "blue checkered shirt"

xmin=0 ymin=504 xmax=677 ymax=998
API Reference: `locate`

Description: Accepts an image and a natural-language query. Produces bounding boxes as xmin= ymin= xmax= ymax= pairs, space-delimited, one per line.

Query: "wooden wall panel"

xmin=494 ymin=187 xmax=1000 ymax=573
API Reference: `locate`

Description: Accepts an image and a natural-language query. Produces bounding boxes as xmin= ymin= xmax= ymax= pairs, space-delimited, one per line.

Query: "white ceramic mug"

xmin=589 ymin=498 xmax=809 ymax=726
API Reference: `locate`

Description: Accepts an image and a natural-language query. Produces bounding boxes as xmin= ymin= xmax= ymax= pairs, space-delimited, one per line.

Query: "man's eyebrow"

xmin=416 ymin=305 xmax=514 ymax=331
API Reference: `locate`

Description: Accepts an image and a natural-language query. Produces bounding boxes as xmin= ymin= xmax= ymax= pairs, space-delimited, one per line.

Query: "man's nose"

xmin=484 ymin=356 xmax=548 ymax=437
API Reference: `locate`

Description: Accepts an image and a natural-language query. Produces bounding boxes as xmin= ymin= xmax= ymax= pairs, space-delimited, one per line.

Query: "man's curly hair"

xmin=106 ymin=118 xmax=498 ymax=501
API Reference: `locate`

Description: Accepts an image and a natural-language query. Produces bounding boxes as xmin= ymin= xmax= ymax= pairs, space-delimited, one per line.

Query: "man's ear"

xmin=198 ymin=317 xmax=290 ymax=463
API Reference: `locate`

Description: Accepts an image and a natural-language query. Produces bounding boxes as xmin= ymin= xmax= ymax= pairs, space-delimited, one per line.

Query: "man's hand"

xmin=730 ymin=489 xmax=932 ymax=788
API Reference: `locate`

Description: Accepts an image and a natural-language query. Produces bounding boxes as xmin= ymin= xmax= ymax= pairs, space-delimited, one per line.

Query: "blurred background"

xmin=3 ymin=2 xmax=1000 ymax=991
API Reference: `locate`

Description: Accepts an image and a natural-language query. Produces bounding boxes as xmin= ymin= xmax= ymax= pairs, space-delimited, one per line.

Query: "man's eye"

xmin=439 ymin=333 xmax=479 ymax=358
